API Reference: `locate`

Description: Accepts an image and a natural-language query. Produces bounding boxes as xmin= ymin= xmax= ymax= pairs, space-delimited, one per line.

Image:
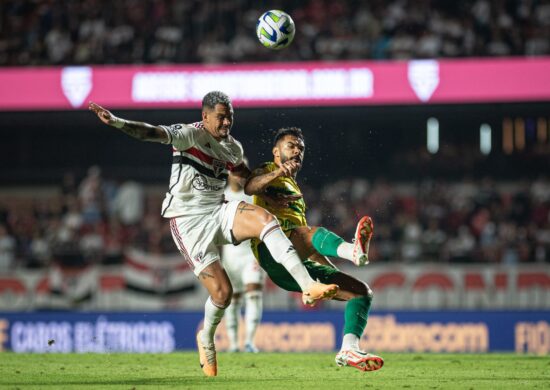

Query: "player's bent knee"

xmin=211 ymin=284 xmax=233 ymax=308
xmin=259 ymin=209 xmax=277 ymax=226
xmin=356 ymin=280 xmax=373 ymax=300
xmin=213 ymin=294 xmax=232 ymax=309
xmin=366 ymin=287 xmax=374 ymax=301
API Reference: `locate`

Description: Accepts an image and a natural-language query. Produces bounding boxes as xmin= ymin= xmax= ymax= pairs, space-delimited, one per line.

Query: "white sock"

xmin=341 ymin=333 xmax=360 ymax=351
xmin=260 ymin=220 xmax=315 ymax=291
xmin=244 ymin=290 xmax=263 ymax=346
xmin=201 ymin=297 xmax=225 ymax=345
xmin=336 ymin=242 xmax=354 ymax=262
xmin=225 ymin=296 xmax=242 ymax=350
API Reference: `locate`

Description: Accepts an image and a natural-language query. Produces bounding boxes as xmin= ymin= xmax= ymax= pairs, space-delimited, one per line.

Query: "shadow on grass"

xmin=1 ymin=376 xmax=311 ymax=386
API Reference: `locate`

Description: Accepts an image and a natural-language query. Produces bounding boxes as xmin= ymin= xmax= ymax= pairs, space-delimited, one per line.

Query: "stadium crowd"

xmin=1 ymin=166 xmax=549 ymax=271
xmin=0 ymin=0 xmax=549 ymax=66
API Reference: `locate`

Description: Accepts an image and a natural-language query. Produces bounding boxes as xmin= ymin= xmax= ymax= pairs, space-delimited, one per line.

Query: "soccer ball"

xmin=256 ymin=10 xmax=295 ymax=50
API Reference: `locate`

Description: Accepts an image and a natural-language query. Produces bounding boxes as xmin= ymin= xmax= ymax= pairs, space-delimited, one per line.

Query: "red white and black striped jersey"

xmin=159 ymin=122 xmax=244 ymax=217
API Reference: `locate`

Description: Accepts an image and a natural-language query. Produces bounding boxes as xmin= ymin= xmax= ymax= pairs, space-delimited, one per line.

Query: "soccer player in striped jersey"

xmin=246 ymin=127 xmax=384 ymax=372
xmin=89 ymin=92 xmax=339 ymax=377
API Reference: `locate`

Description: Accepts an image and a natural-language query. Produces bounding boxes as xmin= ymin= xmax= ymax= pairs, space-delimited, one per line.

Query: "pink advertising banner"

xmin=0 ymin=58 xmax=549 ymax=111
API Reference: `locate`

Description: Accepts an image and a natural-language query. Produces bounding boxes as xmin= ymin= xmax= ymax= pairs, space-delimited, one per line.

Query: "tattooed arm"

xmin=89 ymin=101 xmax=168 ymax=143
xmin=244 ymin=160 xmax=301 ymax=196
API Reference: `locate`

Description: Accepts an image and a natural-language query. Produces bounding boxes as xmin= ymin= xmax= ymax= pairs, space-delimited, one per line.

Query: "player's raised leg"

xmin=293 ymin=216 xmax=374 ymax=266
xmin=231 ymin=202 xmax=339 ymax=304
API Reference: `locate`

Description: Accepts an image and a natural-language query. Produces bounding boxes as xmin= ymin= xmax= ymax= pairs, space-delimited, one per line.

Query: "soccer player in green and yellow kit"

xmin=244 ymin=127 xmax=384 ymax=372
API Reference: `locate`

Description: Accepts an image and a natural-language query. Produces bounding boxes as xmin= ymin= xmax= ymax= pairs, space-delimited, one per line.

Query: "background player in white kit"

xmin=88 ymin=91 xmax=338 ymax=377
xmin=221 ymin=171 xmax=264 ymax=353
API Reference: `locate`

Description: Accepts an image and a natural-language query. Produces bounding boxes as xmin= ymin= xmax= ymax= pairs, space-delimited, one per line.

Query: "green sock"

xmin=343 ymin=294 xmax=373 ymax=338
xmin=311 ymin=227 xmax=344 ymax=258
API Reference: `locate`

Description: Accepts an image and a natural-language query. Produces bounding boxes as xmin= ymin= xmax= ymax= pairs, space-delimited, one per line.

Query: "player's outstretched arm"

xmin=244 ymin=169 xmax=280 ymax=196
xmin=244 ymin=160 xmax=301 ymax=195
xmin=89 ymin=101 xmax=168 ymax=143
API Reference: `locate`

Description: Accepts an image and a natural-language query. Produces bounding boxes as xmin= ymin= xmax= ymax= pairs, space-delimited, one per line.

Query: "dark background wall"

xmin=1 ymin=102 xmax=549 ymax=186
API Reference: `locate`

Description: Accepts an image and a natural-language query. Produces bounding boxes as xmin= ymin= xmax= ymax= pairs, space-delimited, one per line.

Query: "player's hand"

xmin=278 ymin=160 xmax=301 ymax=177
xmin=89 ymin=101 xmax=117 ymax=126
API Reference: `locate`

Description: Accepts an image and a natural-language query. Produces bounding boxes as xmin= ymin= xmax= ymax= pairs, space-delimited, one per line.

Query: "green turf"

xmin=1 ymin=352 xmax=549 ymax=389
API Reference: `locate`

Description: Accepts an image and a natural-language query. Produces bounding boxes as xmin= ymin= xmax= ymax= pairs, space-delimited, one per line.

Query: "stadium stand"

xmin=1 ymin=0 xmax=549 ymax=66
xmin=1 ymin=168 xmax=549 ymax=271
xmin=1 ymin=3 xmax=548 ymax=312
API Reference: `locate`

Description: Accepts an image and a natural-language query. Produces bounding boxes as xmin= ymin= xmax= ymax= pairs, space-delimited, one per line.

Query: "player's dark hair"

xmin=202 ymin=91 xmax=232 ymax=110
xmin=274 ymin=127 xmax=304 ymax=146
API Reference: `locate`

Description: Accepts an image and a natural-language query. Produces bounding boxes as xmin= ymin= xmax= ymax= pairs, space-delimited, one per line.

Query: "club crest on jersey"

xmin=195 ymin=252 xmax=204 ymax=263
xmin=212 ymin=159 xmax=225 ymax=177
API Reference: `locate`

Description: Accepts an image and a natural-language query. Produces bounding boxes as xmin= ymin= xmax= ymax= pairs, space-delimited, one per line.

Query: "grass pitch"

xmin=1 ymin=352 xmax=549 ymax=389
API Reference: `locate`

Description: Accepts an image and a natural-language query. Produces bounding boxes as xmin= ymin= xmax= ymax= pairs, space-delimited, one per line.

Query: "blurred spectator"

xmin=1 ymin=166 xmax=550 ymax=268
xmin=44 ymin=23 xmax=73 ymax=64
xmin=445 ymin=225 xmax=476 ymax=262
xmin=421 ymin=219 xmax=447 ymax=262
xmin=28 ymin=228 xmax=51 ymax=268
xmin=400 ymin=215 xmax=423 ymax=262
xmin=102 ymin=218 xmax=126 ymax=265
xmin=79 ymin=222 xmax=104 ymax=263
xmin=78 ymin=165 xmax=103 ymax=224
xmin=0 ymin=224 xmax=16 ymax=269
xmin=62 ymin=197 xmax=83 ymax=234
xmin=112 ymin=180 xmax=145 ymax=226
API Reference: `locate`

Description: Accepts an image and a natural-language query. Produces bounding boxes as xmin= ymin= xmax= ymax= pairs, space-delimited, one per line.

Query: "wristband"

xmin=111 ymin=116 xmax=126 ymax=129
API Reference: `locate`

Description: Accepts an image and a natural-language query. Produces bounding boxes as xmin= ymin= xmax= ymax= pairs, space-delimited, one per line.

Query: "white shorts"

xmin=169 ymin=200 xmax=240 ymax=276
xmin=221 ymin=240 xmax=265 ymax=293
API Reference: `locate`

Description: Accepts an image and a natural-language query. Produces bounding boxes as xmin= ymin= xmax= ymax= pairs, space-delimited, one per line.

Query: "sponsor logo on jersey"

xmin=192 ymin=174 xmax=223 ymax=191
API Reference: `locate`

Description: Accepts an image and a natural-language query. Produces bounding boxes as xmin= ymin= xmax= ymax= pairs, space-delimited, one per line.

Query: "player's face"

xmin=202 ymin=103 xmax=234 ymax=140
xmin=274 ymin=135 xmax=305 ymax=170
